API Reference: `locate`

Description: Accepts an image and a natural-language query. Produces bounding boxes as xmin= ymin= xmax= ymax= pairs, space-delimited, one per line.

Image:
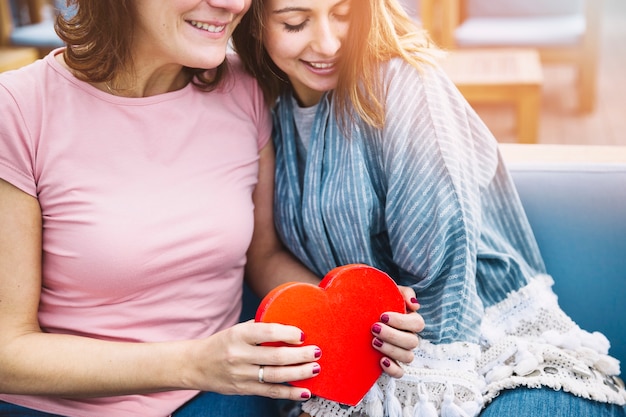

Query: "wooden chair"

xmin=397 ymin=0 xmax=438 ymax=41
xmin=1 ymin=0 xmax=65 ymax=57
xmin=1 ymin=0 xmax=38 ymax=72
xmin=439 ymin=0 xmax=602 ymax=113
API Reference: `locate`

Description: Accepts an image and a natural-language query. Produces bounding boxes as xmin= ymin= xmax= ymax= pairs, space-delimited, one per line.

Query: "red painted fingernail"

xmin=314 ymin=348 xmax=322 ymax=358
xmin=312 ymin=364 xmax=321 ymax=375
xmin=300 ymin=332 xmax=305 ymax=342
xmin=411 ymin=297 xmax=419 ymax=305
xmin=373 ymin=337 xmax=383 ymax=348
xmin=372 ymin=323 xmax=382 ymax=334
xmin=382 ymin=358 xmax=391 ymax=367
xmin=380 ymin=314 xmax=390 ymax=324
xmin=301 ymin=391 xmax=311 ymax=399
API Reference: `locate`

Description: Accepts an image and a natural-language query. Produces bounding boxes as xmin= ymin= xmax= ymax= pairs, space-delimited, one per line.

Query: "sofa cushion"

xmin=10 ymin=21 xmax=64 ymax=49
xmin=455 ymin=15 xmax=585 ymax=47
xmin=509 ymin=162 xmax=626 ymax=366
xmin=467 ymin=0 xmax=583 ymax=18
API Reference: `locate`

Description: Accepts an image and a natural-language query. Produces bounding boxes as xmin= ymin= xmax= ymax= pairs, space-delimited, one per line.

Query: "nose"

xmin=206 ymin=0 xmax=249 ymax=15
xmin=312 ymin=19 xmax=342 ymax=57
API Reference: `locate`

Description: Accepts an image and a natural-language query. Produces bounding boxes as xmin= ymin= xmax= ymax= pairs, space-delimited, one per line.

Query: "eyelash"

xmin=284 ymin=21 xmax=307 ymax=33
xmin=282 ymin=12 xmax=349 ymax=33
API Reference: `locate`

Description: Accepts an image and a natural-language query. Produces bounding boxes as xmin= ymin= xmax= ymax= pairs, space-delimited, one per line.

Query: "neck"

xmin=55 ymin=51 xmax=191 ymax=98
xmin=104 ymin=69 xmax=191 ymax=98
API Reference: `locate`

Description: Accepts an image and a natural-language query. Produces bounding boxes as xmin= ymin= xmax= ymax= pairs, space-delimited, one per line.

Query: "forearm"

xmin=246 ymin=143 xmax=320 ymax=299
xmin=246 ymin=243 xmax=320 ymax=298
xmin=0 ymin=331 xmax=191 ymax=397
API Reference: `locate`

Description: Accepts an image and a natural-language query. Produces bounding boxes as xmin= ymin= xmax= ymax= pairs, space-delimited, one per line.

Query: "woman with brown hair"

xmin=0 ymin=0 xmax=321 ymax=415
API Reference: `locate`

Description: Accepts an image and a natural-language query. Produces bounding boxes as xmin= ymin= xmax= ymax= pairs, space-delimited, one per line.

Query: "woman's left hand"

xmin=371 ymin=285 xmax=424 ymax=378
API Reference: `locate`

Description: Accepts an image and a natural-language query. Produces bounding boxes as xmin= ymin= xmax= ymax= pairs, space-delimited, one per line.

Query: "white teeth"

xmin=309 ymin=62 xmax=334 ymax=69
xmin=189 ymin=20 xmax=226 ymax=33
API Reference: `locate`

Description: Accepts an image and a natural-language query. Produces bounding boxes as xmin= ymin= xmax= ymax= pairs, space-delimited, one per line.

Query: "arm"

xmin=245 ymin=141 xmax=322 ymax=297
xmin=0 ymin=178 xmax=319 ymax=400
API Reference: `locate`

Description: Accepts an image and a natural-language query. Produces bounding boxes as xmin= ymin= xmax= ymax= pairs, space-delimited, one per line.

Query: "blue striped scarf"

xmin=272 ymin=58 xmax=546 ymax=344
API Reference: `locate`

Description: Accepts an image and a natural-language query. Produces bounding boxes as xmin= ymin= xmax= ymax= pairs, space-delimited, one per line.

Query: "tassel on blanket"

xmin=383 ymin=378 xmax=403 ymax=417
xmin=403 ymin=392 xmax=413 ymax=417
xmin=542 ymin=329 xmax=610 ymax=354
xmin=513 ymin=349 xmax=541 ymax=376
xmin=409 ymin=383 xmax=438 ymax=417
xmin=363 ymin=381 xmax=384 ymax=417
xmin=441 ymin=384 xmax=470 ymax=417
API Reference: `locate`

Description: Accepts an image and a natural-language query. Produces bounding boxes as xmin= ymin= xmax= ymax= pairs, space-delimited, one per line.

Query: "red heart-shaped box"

xmin=255 ymin=264 xmax=404 ymax=406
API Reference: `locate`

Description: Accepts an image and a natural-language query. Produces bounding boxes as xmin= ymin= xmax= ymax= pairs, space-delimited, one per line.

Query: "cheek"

xmin=265 ymin=32 xmax=299 ymax=67
xmin=338 ymin=22 xmax=350 ymax=43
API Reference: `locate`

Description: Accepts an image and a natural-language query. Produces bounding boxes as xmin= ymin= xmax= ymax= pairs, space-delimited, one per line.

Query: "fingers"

xmin=254 ymin=344 xmax=322 ymax=368
xmin=242 ymin=322 xmax=321 ymax=401
xmin=371 ymin=312 xmax=424 ymax=365
xmin=256 ymin=361 xmax=321 ymax=384
xmin=398 ymin=285 xmax=420 ymax=312
xmin=251 ymin=345 xmax=320 ymax=401
xmin=380 ymin=311 xmax=425 ymax=334
xmin=249 ymin=365 xmax=313 ymax=401
xmin=372 ymin=334 xmax=415 ymax=364
xmin=379 ymin=356 xmax=405 ymax=378
xmin=242 ymin=320 xmax=306 ymax=346
xmin=232 ymin=350 xmax=319 ymax=401
xmin=257 ymin=382 xmax=313 ymax=402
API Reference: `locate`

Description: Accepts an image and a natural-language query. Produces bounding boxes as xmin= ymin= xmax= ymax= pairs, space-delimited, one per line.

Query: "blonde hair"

xmin=232 ymin=0 xmax=439 ymax=128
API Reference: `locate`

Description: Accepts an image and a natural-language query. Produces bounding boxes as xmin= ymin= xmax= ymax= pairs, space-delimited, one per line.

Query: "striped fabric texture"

xmin=272 ymin=58 xmax=546 ymax=344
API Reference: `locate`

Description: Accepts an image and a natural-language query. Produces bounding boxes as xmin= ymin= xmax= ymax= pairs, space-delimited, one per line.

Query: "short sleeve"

xmin=225 ymin=54 xmax=272 ymax=151
xmin=0 ymin=78 xmax=38 ymax=197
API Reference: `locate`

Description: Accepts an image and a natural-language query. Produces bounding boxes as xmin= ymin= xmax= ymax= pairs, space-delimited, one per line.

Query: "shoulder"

xmin=0 ymin=55 xmax=48 ymax=101
xmin=221 ymin=53 xmax=272 ymax=149
xmin=380 ymin=55 xmax=450 ymax=89
xmin=0 ymin=55 xmax=56 ymax=136
xmin=0 ymin=49 xmax=70 ymax=117
xmin=223 ymin=53 xmax=262 ymax=92
xmin=379 ymin=55 xmax=470 ymax=118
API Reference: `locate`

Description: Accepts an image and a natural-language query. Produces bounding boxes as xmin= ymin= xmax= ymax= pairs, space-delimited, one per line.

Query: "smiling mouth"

xmin=188 ymin=20 xmax=226 ymax=33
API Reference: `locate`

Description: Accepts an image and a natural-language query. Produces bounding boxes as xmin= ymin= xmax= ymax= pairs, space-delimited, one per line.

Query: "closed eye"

xmin=284 ymin=20 xmax=308 ymax=32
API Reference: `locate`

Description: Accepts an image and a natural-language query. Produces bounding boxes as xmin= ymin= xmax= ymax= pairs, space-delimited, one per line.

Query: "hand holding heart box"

xmin=255 ymin=264 xmax=405 ymax=406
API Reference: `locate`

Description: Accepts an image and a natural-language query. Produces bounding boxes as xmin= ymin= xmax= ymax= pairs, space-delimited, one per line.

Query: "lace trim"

xmin=303 ymin=341 xmax=485 ymax=417
xmin=479 ymin=275 xmax=625 ymax=405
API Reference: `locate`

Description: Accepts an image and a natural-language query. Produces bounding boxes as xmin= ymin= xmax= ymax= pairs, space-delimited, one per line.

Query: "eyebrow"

xmin=273 ymin=7 xmax=309 ymax=15
xmin=273 ymin=0 xmax=349 ymax=15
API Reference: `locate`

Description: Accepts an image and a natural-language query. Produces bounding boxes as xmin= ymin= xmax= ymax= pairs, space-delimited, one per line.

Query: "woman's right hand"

xmin=185 ymin=320 xmax=321 ymax=401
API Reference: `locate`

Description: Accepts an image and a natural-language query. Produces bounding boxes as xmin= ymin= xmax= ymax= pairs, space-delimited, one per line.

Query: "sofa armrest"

xmin=501 ymin=144 xmax=626 ymax=365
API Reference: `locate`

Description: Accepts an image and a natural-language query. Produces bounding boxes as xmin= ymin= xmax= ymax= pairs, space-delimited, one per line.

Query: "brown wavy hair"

xmin=55 ymin=0 xmax=226 ymax=89
xmin=231 ymin=0 xmax=438 ymax=128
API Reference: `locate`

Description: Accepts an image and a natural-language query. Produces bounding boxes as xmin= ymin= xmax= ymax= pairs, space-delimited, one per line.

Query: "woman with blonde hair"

xmin=232 ymin=0 xmax=626 ymax=415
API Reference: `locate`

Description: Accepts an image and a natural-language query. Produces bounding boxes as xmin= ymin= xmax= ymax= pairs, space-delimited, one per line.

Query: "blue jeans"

xmin=0 ymin=393 xmax=281 ymax=417
xmin=3 ymin=389 xmax=625 ymax=417
xmin=479 ymin=387 xmax=626 ymax=417
xmin=173 ymin=392 xmax=280 ymax=417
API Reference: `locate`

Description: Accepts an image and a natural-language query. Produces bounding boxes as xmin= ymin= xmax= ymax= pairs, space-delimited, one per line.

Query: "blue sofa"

xmin=242 ymin=144 xmax=626 ymax=367
xmin=502 ymin=144 xmax=626 ymax=366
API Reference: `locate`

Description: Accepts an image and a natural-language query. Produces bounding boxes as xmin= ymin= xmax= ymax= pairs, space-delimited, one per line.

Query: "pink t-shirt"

xmin=0 ymin=50 xmax=271 ymax=416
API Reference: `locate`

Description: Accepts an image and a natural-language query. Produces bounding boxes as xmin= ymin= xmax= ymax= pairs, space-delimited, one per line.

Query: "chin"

xmin=190 ymin=55 xmax=227 ymax=70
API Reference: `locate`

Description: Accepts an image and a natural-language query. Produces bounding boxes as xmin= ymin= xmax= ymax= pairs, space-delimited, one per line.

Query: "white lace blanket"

xmin=302 ymin=275 xmax=626 ymax=417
